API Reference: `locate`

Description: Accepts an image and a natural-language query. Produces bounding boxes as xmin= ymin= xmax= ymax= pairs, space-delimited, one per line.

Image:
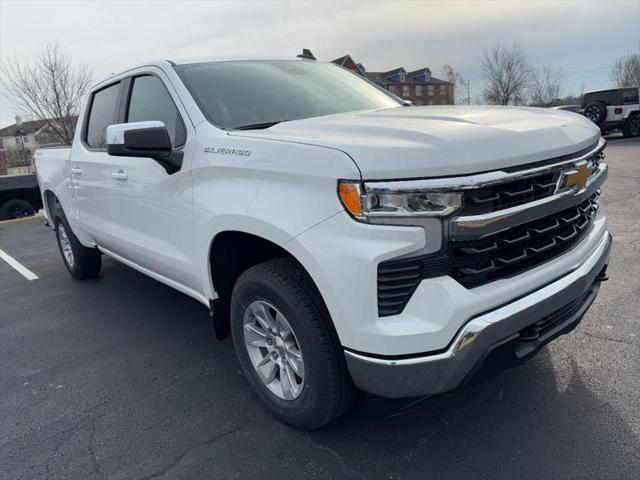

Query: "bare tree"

xmin=0 ymin=44 xmax=93 ymax=145
xmin=442 ymin=64 xmax=468 ymax=104
xmin=529 ymin=66 xmax=565 ymax=107
xmin=610 ymin=53 xmax=640 ymax=87
xmin=481 ymin=43 xmax=531 ymax=105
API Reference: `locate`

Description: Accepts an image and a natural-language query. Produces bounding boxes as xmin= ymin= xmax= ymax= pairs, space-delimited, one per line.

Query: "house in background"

xmin=0 ymin=116 xmax=75 ymax=175
xmin=331 ymin=54 xmax=454 ymax=106
xmin=332 ymin=54 xmax=367 ymax=76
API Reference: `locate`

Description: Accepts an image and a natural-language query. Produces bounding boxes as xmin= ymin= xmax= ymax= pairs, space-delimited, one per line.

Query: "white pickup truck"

xmin=36 ymin=55 xmax=611 ymax=429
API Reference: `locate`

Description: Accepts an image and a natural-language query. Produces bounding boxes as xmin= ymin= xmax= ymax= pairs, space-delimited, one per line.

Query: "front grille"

xmin=448 ymin=193 xmax=599 ymax=287
xmin=377 ymin=193 xmax=599 ymax=317
xmin=459 ymin=141 xmax=602 ymax=216
xmin=461 ymin=170 xmax=559 ymax=215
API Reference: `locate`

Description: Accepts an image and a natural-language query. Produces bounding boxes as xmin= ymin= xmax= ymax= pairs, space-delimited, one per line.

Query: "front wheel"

xmin=54 ymin=214 xmax=102 ymax=279
xmin=230 ymin=258 xmax=356 ymax=429
xmin=622 ymin=115 xmax=640 ymax=138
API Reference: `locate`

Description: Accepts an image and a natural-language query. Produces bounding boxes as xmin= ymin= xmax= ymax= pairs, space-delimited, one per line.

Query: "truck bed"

xmin=0 ymin=173 xmax=39 ymax=192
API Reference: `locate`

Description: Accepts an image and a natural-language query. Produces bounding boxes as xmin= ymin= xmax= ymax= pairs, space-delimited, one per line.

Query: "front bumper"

xmin=344 ymin=231 xmax=612 ymax=398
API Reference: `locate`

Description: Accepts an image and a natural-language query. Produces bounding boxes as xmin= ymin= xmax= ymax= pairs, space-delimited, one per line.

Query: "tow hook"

xmin=595 ymin=265 xmax=609 ymax=282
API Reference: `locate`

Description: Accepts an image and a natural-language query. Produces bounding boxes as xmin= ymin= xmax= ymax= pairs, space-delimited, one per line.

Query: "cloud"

xmin=1 ymin=0 xmax=638 ymax=126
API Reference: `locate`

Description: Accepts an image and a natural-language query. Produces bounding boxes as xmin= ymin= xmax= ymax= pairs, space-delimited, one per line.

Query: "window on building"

xmin=428 ymin=100 xmax=434 ymax=105
xmin=85 ymin=82 xmax=121 ymax=149
xmin=22 ymin=135 xmax=28 ymax=144
xmin=428 ymin=85 xmax=434 ymax=96
xmin=439 ymin=84 xmax=446 ymax=92
xmin=388 ymin=85 xmax=399 ymax=94
xmin=415 ymin=85 xmax=423 ymax=96
xmin=127 ymin=75 xmax=186 ymax=147
xmin=402 ymin=85 xmax=410 ymax=97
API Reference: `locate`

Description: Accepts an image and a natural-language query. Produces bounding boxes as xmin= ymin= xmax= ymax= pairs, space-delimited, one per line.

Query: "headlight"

xmin=338 ymin=180 xmax=462 ymax=223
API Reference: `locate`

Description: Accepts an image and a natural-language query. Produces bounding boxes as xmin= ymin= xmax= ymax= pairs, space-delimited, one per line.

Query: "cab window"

xmin=126 ymin=75 xmax=186 ymax=147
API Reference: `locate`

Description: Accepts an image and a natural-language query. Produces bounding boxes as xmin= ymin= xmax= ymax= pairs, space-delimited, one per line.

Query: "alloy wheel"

xmin=242 ymin=300 xmax=305 ymax=400
xmin=585 ymin=105 xmax=600 ymax=122
xmin=57 ymin=223 xmax=75 ymax=269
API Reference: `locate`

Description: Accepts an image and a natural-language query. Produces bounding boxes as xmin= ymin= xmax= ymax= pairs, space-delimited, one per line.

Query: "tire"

xmin=230 ymin=258 xmax=356 ymax=429
xmin=0 ymin=199 xmax=35 ymax=220
xmin=54 ymin=213 xmax=101 ymax=279
xmin=583 ymin=101 xmax=607 ymax=125
xmin=622 ymin=115 xmax=640 ymax=138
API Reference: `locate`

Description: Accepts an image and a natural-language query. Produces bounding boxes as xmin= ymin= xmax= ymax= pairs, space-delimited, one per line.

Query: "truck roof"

xmin=170 ymin=55 xmax=310 ymax=66
xmin=92 ymin=56 xmax=313 ymax=90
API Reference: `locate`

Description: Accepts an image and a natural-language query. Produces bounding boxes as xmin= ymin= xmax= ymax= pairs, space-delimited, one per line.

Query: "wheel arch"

xmin=43 ymin=189 xmax=60 ymax=223
xmin=207 ymin=229 xmax=333 ymax=341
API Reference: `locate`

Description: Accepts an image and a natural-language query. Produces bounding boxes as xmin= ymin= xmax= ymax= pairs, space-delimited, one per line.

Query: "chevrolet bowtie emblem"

xmin=558 ymin=163 xmax=591 ymax=192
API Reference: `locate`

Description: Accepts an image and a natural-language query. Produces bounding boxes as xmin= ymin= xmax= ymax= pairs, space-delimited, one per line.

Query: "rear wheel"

xmin=622 ymin=115 xmax=640 ymax=138
xmin=230 ymin=258 xmax=355 ymax=429
xmin=0 ymin=199 xmax=35 ymax=220
xmin=54 ymin=214 xmax=101 ymax=279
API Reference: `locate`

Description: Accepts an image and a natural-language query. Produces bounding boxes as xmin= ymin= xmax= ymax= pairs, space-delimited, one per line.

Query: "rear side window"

xmin=126 ymin=75 xmax=186 ymax=147
xmin=85 ymin=82 xmax=120 ymax=149
xmin=582 ymin=90 xmax=622 ymax=107
xmin=622 ymin=89 xmax=639 ymax=104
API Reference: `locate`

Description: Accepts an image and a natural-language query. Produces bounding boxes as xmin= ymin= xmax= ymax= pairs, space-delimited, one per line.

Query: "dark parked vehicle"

xmin=0 ymin=174 xmax=42 ymax=220
xmin=582 ymin=87 xmax=640 ymax=137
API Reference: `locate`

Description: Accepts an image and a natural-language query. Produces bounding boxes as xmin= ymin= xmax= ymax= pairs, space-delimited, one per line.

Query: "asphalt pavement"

xmin=1 ymin=136 xmax=638 ymax=480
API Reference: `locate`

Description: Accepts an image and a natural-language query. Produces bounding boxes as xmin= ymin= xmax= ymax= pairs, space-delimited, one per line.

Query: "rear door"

xmin=98 ymin=70 xmax=199 ymax=290
xmin=72 ymin=81 xmax=123 ymax=241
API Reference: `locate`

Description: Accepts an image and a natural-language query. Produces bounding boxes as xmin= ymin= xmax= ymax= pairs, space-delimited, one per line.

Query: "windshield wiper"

xmin=234 ymin=121 xmax=282 ymax=130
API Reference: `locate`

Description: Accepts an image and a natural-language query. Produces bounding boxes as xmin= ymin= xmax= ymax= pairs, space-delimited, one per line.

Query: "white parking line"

xmin=0 ymin=248 xmax=39 ymax=281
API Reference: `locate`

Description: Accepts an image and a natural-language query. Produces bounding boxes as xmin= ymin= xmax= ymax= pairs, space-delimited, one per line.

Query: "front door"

xmin=100 ymin=72 xmax=199 ymax=291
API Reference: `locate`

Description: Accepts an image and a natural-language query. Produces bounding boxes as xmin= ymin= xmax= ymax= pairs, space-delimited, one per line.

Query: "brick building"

xmin=331 ymin=54 xmax=454 ymax=105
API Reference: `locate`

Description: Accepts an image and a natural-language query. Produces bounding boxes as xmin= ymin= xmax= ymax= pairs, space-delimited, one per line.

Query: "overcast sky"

xmin=1 ymin=0 xmax=638 ymax=127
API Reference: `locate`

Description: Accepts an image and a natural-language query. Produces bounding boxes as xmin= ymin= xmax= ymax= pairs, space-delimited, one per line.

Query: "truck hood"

xmin=231 ymin=106 xmax=600 ymax=179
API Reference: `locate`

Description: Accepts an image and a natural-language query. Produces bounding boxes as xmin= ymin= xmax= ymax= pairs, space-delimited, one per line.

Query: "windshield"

xmin=175 ymin=60 xmax=400 ymax=129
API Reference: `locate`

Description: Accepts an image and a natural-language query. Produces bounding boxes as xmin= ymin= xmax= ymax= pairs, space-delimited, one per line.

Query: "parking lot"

xmin=1 ymin=137 xmax=638 ymax=480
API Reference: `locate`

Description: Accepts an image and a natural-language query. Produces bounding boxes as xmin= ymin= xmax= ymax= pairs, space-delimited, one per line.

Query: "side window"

xmin=126 ymin=75 xmax=186 ymax=147
xmin=622 ymin=89 xmax=639 ymax=104
xmin=85 ymin=82 xmax=120 ymax=149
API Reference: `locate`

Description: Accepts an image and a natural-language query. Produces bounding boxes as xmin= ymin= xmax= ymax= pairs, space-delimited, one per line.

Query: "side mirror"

xmin=106 ymin=121 xmax=183 ymax=174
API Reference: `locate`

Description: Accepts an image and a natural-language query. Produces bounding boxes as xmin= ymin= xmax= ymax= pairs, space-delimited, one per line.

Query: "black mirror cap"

xmin=126 ymin=126 xmax=172 ymax=151
xmin=107 ymin=126 xmax=183 ymax=174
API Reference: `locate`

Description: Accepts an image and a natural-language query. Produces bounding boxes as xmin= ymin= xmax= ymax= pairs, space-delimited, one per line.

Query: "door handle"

xmin=71 ymin=167 xmax=83 ymax=176
xmin=111 ymin=170 xmax=128 ymax=181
